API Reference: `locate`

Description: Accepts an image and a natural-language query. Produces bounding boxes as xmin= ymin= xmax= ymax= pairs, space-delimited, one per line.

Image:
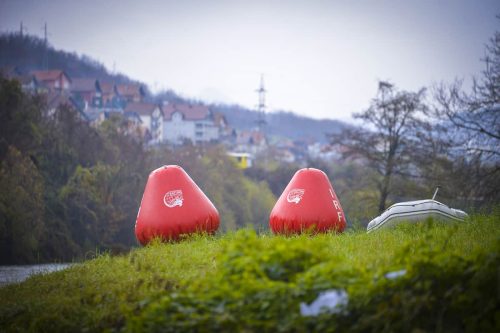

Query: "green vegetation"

xmin=1 ymin=214 xmax=498 ymax=332
xmin=1 ymin=29 xmax=498 ymax=264
xmin=0 ymin=76 xmax=276 ymax=264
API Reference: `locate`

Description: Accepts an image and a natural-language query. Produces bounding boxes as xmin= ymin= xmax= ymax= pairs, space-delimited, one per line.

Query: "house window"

xmin=195 ymin=123 xmax=203 ymax=129
xmin=195 ymin=131 xmax=203 ymax=137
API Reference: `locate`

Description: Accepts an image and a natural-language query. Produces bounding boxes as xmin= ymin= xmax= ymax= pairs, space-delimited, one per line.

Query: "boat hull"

xmin=367 ymin=200 xmax=468 ymax=233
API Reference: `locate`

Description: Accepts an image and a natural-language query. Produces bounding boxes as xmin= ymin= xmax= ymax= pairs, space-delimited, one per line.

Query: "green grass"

xmin=1 ymin=213 xmax=499 ymax=332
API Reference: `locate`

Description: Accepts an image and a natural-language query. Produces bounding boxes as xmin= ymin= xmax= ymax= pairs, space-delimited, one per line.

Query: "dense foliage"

xmin=0 ymin=77 xmax=276 ymax=264
xmin=0 ymin=214 xmax=498 ymax=332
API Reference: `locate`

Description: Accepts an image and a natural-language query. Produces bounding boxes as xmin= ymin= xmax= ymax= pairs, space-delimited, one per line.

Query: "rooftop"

xmin=31 ymin=70 xmax=70 ymax=82
xmin=163 ymin=103 xmax=211 ymax=121
xmin=125 ymin=102 xmax=160 ymax=116
xmin=116 ymin=83 xmax=143 ymax=96
xmin=71 ymin=78 xmax=97 ymax=92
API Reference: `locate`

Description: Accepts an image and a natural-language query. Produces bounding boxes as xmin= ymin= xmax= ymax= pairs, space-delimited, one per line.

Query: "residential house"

xmin=1 ymin=66 xmax=39 ymax=92
xmin=213 ymin=112 xmax=232 ymax=139
xmin=122 ymin=112 xmax=147 ymax=140
xmin=124 ymin=111 xmax=143 ymax=127
xmin=18 ymin=75 xmax=39 ymax=92
xmin=31 ymin=70 xmax=71 ymax=91
xmin=0 ymin=66 xmax=23 ymax=77
xmin=115 ymin=83 xmax=145 ymax=103
xmin=70 ymin=78 xmax=101 ymax=109
xmin=125 ymin=102 xmax=163 ymax=144
xmin=83 ymin=106 xmax=126 ymax=126
xmin=234 ymin=129 xmax=267 ymax=154
xmin=99 ymin=81 xmax=115 ymax=106
xmin=45 ymin=91 xmax=88 ymax=121
xmin=83 ymin=107 xmax=106 ymax=125
xmin=162 ymin=103 xmax=219 ymax=145
xmin=307 ymin=142 xmax=362 ymax=163
xmin=276 ymin=148 xmax=296 ymax=163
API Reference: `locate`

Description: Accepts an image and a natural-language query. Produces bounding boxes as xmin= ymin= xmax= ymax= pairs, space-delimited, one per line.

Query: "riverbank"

xmin=0 ymin=264 xmax=72 ymax=287
xmin=1 ymin=213 xmax=498 ymax=332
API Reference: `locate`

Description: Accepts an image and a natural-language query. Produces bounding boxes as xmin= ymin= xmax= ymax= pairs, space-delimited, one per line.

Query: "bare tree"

xmin=330 ymin=82 xmax=429 ymax=213
xmin=431 ymin=29 xmax=500 ymax=209
xmin=434 ymin=29 xmax=500 ymax=161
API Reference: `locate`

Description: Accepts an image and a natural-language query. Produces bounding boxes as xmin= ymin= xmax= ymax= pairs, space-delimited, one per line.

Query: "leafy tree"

xmin=244 ymin=159 xmax=299 ymax=198
xmin=314 ymin=158 xmax=380 ymax=227
xmin=0 ymin=75 xmax=153 ymax=262
xmin=194 ymin=146 xmax=276 ymax=231
xmin=0 ymin=146 xmax=46 ymax=264
xmin=0 ymin=76 xmax=43 ymax=159
xmin=59 ymin=163 xmax=125 ymax=249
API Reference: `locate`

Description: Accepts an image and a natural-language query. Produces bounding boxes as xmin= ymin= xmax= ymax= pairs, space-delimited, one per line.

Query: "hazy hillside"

xmin=211 ymin=103 xmax=346 ymax=142
xmin=0 ymin=33 xmax=136 ymax=85
xmin=1 ymin=32 xmax=346 ymax=142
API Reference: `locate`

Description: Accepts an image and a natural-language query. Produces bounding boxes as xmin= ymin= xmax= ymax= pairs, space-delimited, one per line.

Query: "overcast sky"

xmin=1 ymin=0 xmax=499 ymax=121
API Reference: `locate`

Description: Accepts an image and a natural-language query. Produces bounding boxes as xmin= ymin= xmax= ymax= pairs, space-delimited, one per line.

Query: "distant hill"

xmin=0 ymin=32 xmax=346 ymax=142
xmin=211 ymin=104 xmax=346 ymax=142
xmin=0 ymin=33 xmax=141 ymax=86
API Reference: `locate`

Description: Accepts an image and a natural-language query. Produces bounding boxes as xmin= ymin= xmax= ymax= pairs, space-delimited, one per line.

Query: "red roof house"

xmin=31 ymin=70 xmax=71 ymax=91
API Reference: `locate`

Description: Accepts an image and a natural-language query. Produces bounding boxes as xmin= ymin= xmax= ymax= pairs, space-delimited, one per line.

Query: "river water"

xmin=0 ymin=264 xmax=72 ymax=287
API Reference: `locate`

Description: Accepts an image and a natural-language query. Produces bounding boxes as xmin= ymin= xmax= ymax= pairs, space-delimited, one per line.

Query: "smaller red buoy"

xmin=269 ymin=168 xmax=346 ymax=234
xmin=135 ymin=165 xmax=219 ymax=245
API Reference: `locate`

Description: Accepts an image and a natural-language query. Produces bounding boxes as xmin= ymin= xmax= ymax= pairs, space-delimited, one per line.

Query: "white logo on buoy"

xmin=164 ymin=190 xmax=183 ymax=208
xmin=287 ymin=189 xmax=305 ymax=204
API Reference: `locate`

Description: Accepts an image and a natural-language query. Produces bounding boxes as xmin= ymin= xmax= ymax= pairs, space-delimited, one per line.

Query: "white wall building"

xmin=125 ymin=102 xmax=164 ymax=144
xmin=162 ymin=103 xmax=219 ymax=145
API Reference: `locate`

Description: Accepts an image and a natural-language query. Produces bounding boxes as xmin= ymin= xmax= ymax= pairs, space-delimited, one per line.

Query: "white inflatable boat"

xmin=367 ymin=189 xmax=468 ymax=233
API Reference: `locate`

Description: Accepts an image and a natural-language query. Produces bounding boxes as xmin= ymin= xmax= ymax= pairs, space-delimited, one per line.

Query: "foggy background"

xmin=1 ymin=0 xmax=498 ymax=121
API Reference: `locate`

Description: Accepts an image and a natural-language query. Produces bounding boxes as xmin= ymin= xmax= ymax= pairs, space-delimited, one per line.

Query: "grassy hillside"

xmin=0 ymin=214 xmax=498 ymax=332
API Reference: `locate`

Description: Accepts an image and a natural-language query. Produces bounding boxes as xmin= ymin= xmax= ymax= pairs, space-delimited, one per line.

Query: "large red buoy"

xmin=269 ymin=168 xmax=346 ymax=234
xmin=135 ymin=165 xmax=219 ymax=245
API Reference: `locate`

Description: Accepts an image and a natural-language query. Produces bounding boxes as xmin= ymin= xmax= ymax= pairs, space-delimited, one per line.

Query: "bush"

xmin=1 ymin=215 xmax=498 ymax=332
xmin=127 ymin=219 xmax=500 ymax=333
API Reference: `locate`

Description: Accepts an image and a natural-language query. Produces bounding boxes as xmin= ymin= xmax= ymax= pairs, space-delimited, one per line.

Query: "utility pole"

xmin=255 ymin=74 xmax=267 ymax=132
xmin=20 ymin=21 xmax=24 ymax=36
xmin=42 ymin=23 xmax=48 ymax=70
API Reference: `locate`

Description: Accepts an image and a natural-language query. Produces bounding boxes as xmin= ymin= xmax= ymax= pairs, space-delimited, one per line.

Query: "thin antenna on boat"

xmin=432 ymin=186 xmax=441 ymax=200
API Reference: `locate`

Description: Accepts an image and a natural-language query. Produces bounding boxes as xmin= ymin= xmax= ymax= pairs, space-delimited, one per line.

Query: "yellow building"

xmin=227 ymin=152 xmax=253 ymax=169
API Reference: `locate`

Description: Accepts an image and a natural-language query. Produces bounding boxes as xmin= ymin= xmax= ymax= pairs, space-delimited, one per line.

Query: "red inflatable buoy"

xmin=135 ymin=165 xmax=219 ymax=245
xmin=269 ymin=168 xmax=346 ymax=234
